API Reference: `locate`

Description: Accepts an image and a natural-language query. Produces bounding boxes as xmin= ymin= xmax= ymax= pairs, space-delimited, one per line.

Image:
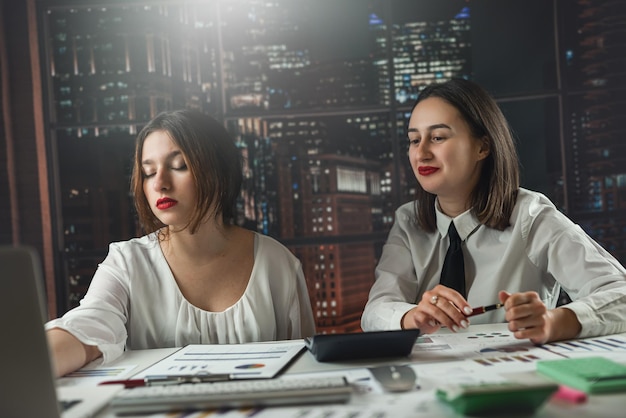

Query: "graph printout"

xmin=410 ymin=325 xmax=564 ymax=371
xmin=542 ymin=335 xmax=626 ymax=361
xmin=133 ymin=341 xmax=306 ymax=379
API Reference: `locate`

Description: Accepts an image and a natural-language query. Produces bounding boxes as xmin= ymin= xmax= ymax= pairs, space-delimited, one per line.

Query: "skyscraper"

xmin=561 ymin=0 xmax=626 ymax=262
xmin=44 ymin=2 xmax=215 ymax=309
xmin=370 ymin=6 xmax=472 ymax=105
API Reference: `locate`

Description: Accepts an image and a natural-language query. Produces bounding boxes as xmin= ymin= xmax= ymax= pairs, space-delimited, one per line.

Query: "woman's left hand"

xmin=499 ymin=290 xmax=552 ymax=345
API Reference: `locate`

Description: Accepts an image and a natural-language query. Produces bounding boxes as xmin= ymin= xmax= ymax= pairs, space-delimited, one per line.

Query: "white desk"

xmin=64 ymin=324 xmax=626 ymax=418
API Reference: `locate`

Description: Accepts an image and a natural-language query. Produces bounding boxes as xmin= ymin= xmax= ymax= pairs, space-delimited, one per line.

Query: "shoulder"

xmin=392 ymin=201 xmax=418 ymax=228
xmin=395 ymin=201 xmax=415 ymax=218
xmin=516 ymin=188 xmax=555 ymax=207
xmin=108 ymin=233 xmax=159 ymax=253
xmin=255 ymin=233 xmax=297 ymax=261
xmin=513 ymin=188 xmax=562 ymax=220
xmin=103 ymin=233 xmax=160 ymax=267
xmin=393 ymin=201 xmax=422 ymax=233
xmin=252 ymin=234 xmax=303 ymax=288
xmin=511 ymin=188 xmax=574 ymax=236
xmin=385 ymin=200 xmax=434 ymax=247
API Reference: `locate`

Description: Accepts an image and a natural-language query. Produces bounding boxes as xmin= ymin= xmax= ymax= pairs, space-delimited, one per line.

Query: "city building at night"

xmin=4 ymin=0 xmax=622 ymax=331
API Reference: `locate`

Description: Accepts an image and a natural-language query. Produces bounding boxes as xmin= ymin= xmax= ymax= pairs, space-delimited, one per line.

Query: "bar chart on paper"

xmin=410 ymin=327 xmax=564 ymax=370
xmin=59 ymin=365 xmax=138 ymax=386
xmin=542 ymin=335 xmax=626 ymax=361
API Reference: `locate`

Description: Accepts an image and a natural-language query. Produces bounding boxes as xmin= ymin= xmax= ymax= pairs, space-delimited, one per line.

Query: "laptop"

xmin=0 ymin=246 xmax=122 ymax=418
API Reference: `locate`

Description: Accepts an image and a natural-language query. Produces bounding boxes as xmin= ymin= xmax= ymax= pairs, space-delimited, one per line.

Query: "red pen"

xmin=467 ymin=303 xmax=503 ymax=317
xmin=100 ymin=378 xmax=147 ymax=388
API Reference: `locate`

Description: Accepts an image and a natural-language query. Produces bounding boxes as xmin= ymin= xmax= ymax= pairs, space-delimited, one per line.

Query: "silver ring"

xmin=430 ymin=295 xmax=438 ymax=305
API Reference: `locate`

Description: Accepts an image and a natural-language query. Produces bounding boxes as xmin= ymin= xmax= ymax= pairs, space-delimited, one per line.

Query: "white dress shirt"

xmin=46 ymin=232 xmax=316 ymax=365
xmin=361 ymin=188 xmax=626 ymax=338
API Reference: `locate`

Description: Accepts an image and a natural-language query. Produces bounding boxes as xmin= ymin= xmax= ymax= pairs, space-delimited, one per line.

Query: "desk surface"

xmin=63 ymin=324 xmax=626 ymax=418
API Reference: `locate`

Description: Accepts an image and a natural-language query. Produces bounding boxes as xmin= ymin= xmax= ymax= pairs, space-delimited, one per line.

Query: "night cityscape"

xmin=1 ymin=0 xmax=625 ymax=334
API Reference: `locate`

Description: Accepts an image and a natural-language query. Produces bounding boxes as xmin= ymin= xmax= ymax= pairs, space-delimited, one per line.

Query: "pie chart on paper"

xmin=235 ymin=363 xmax=265 ymax=369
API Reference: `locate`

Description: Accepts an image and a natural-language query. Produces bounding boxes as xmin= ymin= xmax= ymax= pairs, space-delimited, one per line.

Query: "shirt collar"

xmin=435 ymin=199 xmax=482 ymax=241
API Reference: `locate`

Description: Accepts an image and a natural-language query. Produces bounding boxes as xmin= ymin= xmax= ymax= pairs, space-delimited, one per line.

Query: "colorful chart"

xmin=235 ymin=363 xmax=266 ymax=369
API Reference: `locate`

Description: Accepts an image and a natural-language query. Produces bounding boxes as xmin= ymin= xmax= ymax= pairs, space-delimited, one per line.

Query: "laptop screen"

xmin=0 ymin=246 xmax=62 ymax=417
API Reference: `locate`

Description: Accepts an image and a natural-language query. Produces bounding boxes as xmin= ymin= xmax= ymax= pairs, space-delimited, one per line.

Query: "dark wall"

xmin=1 ymin=0 xmax=58 ymax=316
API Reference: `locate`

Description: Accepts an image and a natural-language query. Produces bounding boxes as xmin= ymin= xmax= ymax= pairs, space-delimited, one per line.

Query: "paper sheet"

xmin=132 ymin=340 xmax=305 ymax=379
xmin=409 ymin=327 xmax=565 ymax=371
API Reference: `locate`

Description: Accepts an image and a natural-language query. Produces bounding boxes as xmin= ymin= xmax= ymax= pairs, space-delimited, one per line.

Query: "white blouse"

xmin=46 ymin=232 xmax=316 ymax=364
xmin=361 ymin=188 xmax=626 ymax=338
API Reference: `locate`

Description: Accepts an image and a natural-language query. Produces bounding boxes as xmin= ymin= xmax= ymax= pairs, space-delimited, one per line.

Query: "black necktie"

xmin=440 ymin=222 xmax=466 ymax=297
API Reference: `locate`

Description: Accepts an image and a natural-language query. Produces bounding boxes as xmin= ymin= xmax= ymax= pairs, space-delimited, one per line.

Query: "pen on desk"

xmin=100 ymin=373 xmax=233 ymax=388
xmin=467 ymin=303 xmax=503 ymax=317
xmin=100 ymin=378 xmax=147 ymax=388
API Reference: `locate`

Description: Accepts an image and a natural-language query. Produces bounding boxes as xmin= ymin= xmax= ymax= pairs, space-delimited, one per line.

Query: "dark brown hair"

xmin=410 ymin=79 xmax=519 ymax=232
xmin=131 ymin=109 xmax=242 ymax=235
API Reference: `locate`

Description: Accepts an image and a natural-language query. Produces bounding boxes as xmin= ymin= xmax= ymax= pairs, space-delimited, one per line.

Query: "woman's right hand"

xmin=401 ymin=285 xmax=472 ymax=333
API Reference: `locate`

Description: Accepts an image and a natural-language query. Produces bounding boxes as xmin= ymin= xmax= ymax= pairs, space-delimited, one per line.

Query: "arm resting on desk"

xmin=545 ymin=307 xmax=582 ymax=343
xmin=47 ymin=328 xmax=102 ymax=377
xmin=502 ymin=291 xmax=582 ymax=345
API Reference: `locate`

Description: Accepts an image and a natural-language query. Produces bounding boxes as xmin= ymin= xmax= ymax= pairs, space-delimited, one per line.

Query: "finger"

xmin=505 ymin=299 xmax=547 ymax=323
xmin=509 ymin=314 xmax=544 ymax=333
xmin=432 ymin=286 xmax=472 ymax=316
xmin=505 ymin=291 xmax=541 ymax=307
xmin=407 ymin=309 xmax=441 ymax=334
xmin=511 ymin=325 xmax=549 ymax=345
xmin=498 ymin=290 xmax=511 ymax=304
xmin=507 ymin=305 xmax=550 ymax=342
xmin=421 ymin=291 xmax=469 ymax=330
xmin=428 ymin=296 xmax=469 ymax=331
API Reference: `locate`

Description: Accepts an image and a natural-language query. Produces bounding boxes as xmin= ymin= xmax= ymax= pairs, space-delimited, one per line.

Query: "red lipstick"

xmin=156 ymin=197 xmax=177 ymax=210
xmin=418 ymin=166 xmax=439 ymax=176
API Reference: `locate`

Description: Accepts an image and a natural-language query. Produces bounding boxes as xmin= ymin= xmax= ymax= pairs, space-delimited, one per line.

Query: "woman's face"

xmin=141 ymin=130 xmax=197 ymax=231
xmin=407 ymin=97 xmax=489 ymax=214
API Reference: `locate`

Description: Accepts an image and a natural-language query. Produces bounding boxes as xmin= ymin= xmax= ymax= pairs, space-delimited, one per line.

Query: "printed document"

xmin=133 ymin=340 xmax=305 ymax=379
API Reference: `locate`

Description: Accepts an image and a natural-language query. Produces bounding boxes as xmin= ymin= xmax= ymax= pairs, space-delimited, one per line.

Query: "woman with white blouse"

xmin=46 ymin=109 xmax=315 ymax=377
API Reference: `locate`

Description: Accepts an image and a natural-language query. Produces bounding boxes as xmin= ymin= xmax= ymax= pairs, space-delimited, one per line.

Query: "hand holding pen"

xmin=498 ymin=290 xmax=554 ymax=345
xmin=409 ymin=286 xmax=538 ymax=335
xmin=417 ymin=288 xmax=552 ymax=343
xmin=462 ymin=292 xmax=556 ymax=345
